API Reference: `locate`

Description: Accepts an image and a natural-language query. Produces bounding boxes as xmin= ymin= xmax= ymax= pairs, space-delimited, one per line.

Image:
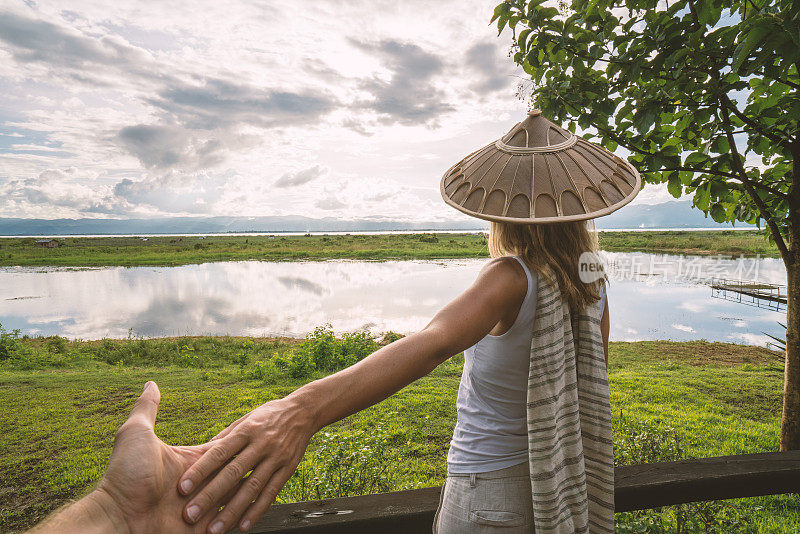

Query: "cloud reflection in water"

xmin=0 ymin=254 xmax=789 ymax=345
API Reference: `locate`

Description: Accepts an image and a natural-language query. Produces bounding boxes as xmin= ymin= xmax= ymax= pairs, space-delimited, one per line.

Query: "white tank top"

xmin=446 ymin=255 xmax=606 ymax=473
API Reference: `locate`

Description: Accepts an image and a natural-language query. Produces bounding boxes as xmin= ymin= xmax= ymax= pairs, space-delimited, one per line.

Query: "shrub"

xmin=232 ymin=339 xmax=254 ymax=368
xmin=287 ymin=351 xmax=315 ymax=379
xmin=246 ymin=360 xmax=279 ymax=385
xmin=302 ymin=324 xmax=339 ymax=371
xmin=0 ymin=323 xmax=21 ymax=361
xmin=613 ymin=412 xmax=751 ymax=533
xmin=379 ymin=331 xmax=404 ymax=345
xmin=273 ymin=351 xmax=316 ymax=379
xmin=300 ymin=325 xmax=379 ymax=371
xmin=418 ymin=235 xmax=438 ymax=243
xmin=279 ymin=419 xmax=410 ymax=502
xmin=613 ymin=413 xmax=683 ymax=466
xmin=46 ymin=336 xmax=68 ymax=354
xmin=339 ymin=331 xmax=379 ymax=362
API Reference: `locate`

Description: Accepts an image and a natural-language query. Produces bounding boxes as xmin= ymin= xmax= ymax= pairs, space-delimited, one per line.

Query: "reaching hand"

xmin=177 ymin=398 xmax=316 ymax=533
xmin=95 ymin=381 xmax=223 ymax=533
xmin=30 ymin=381 xmax=224 ymax=533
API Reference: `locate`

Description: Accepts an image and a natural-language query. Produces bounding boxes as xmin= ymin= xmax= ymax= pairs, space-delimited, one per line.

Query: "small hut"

xmin=34 ymin=239 xmax=60 ymax=248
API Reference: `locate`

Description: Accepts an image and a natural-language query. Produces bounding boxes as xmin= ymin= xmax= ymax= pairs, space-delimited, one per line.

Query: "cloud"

xmin=0 ymin=0 xmax=526 ymax=221
xmin=350 ymin=39 xmax=453 ymax=126
xmin=146 ymin=78 xmax=338 ymax=130
xmin=315 ymin=195 xmax=347 ymax=210
xmin=365 ymin=192 xmax=396 ymax=202
xmin=116 ymin=124 xmax=227 ymax=171
xmin=465 ymin=41 xmax=513 ymax=95
xmin=274 ymin=165 xmax=327 ymax=188
xmin=0 ymin=10 xmax=157 ymax=85
xmin=0 ymin=169 xmax=127 ymax=215
xmin=341 ymin=117 xmax=374 ymax=136
xmin=112 ymin=171 xmax=229 ymax=213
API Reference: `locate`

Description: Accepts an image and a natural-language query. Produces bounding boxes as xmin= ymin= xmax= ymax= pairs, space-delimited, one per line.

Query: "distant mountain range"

xmin=0 ymin=200 xmax=755 ymax=236
xmin=594 ymin=200 xmax=756 ymax=230
xmin=0 ymin=216 xmax=485 ymax=236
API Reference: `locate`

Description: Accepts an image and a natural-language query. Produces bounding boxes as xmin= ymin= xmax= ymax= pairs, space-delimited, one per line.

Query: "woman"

xmin=176 ymin=111 xmax=640 ymax=534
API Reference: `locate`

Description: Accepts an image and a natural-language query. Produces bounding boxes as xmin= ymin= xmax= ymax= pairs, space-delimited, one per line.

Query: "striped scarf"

xmin=527 ymin=272 xmax=614 ymax=533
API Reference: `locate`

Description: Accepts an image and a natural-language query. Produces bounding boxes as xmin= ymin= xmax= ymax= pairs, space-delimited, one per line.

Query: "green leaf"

xmin=710 ymin=203 xmax=727 ymax=223
xmin=667 ymin=173 xmax=682 ymax=198
xmin=733 ymin=22 xmax=772 ymax=72
xmin=490 ymin=3 xmax=509 ymax=23
xmin=694 ymin=183 xmax=711 ymax=211
xmin=518 ymin=29 xmax=532 ymax=53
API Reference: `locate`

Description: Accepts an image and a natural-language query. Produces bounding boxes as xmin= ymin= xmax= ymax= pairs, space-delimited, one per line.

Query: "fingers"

xmin=126 ymin=381 xmax=160 ymax=429
xmin=204 ymin=460 xmax=283 ymax=534
xmin=179 ymin=434 xmax=249 ymax=495
xmin=238 ymin=466 xmax=294 ymax=532
xmin=211 ymin=414 xmax=247 ymax=441
xmin=180 ymin=436 xmax=251 ymax=519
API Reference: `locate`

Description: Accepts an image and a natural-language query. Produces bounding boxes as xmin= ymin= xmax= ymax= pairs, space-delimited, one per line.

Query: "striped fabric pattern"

xmin=527 ymin=272 xmax=613 ymax=533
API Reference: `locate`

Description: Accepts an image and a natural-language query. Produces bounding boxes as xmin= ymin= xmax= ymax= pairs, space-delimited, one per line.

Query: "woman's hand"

xmin=178 ymin=257 xmax=527 ymax=533
xmin=177 ymin=397 xmax=317 ymax=534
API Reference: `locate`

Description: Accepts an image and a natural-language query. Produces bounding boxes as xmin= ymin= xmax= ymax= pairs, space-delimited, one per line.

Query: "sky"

xmin=0 ymin=0 xmax=670 ymax=223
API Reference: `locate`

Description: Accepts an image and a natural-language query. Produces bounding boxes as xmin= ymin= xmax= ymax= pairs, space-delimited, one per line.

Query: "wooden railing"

xmin=240 ymin=451 xmax=800 ymax=533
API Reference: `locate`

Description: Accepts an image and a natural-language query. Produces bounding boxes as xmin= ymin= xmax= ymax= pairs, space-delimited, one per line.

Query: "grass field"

xmin=0 ymin=229 xmax=780 ymax=267
xmin=1 ymin=328 xmax=796 ymax=533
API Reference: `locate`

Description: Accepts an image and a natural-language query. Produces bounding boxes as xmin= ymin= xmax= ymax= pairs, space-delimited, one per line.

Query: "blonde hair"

xmin=488 ymin=220 xmax=606 ymax=311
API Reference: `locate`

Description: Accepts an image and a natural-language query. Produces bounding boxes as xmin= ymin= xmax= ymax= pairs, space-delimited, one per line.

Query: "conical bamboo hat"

xmin=441 ymin=110 xmax=641 ymax=223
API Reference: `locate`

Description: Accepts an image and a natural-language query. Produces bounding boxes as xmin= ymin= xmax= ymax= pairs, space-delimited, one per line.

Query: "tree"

xmin=491 ymin=0 xmax=800 ymax=450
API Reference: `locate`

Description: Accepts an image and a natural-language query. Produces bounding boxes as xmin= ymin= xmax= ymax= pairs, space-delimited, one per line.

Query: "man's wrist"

xmin=86 ymin=486 xmax=131 ymax=534
xmin=28 ymin=486 xmax=130 ymax=534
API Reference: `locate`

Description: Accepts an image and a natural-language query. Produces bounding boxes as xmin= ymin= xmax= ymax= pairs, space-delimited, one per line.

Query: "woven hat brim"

xmin=440 ymin=138 xmax=642 ymax=224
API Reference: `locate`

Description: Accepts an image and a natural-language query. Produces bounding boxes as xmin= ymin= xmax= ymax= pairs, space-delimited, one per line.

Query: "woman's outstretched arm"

xmin=178 ymin=257 xmax=528 ymax=534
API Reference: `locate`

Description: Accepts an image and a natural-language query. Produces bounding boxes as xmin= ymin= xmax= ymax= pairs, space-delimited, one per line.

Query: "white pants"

xmin=432 ymin=462 xmax=535 ymax=533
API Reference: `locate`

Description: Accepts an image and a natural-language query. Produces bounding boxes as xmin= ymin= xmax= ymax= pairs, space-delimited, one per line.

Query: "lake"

xmin=0 ymin=252 xmax=788 ymax=345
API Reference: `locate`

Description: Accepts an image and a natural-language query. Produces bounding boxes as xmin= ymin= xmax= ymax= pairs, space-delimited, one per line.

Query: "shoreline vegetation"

xmin=1 ymin=325 xmax=796 ymax=532
xmin=0 ymin=229 xmax=779 ymax=267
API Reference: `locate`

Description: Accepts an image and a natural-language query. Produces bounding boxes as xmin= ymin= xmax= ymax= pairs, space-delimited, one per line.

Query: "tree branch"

xmin=719 ymin=94 xmax=794 ymax=147
xmin=555 ymin=95 xmax=657 ymax=157
xmin=718 ymin=101 xmax=790 ymax=261
xmin=656 ymin=166 xmax=789 ymax=198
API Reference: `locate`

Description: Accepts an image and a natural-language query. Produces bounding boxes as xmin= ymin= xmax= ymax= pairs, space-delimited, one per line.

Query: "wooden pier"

xmin=710 ymin=278 xmax=787 ymax=311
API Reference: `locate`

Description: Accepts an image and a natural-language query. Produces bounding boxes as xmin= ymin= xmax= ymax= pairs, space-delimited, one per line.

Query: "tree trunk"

xmin=781 ymin=148 xmax=800 ymax=451
xmin=782 ymin=257 xmax=800 ymax=451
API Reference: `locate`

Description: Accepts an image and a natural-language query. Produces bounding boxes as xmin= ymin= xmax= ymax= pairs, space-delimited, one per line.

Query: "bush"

xmin=46 ymin=336 xmax=68 ymax=354
xmin=302 ymin=325 xmax=339 ymax=371
xmin=379 ymin=331 xmax=404 ymax=345
xmin=299 ymin=324 xmax=379 ymax=371
xmin=273 ymin=351 xmax=316 ymax=379
xmin=246 ymin=360 xmax=279 ymax=385
xmin=279 ymin=419 xmax=412 ymax=502
xmin=339 ymin=331 xmax=379 ymax=363
xmin=613 ymin=413 xmax=683 ymax=467
xmin=0 ymin=323 xmax=21 ymax=361
xmin=613 ymin=412 xmax=751 ymax=533
xmin=418 ymin=235 xmax=438 ymax=243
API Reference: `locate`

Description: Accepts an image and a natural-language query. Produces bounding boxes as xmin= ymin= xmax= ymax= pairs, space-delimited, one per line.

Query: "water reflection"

xmin=0 ymin=253 xmax=788 ymax=345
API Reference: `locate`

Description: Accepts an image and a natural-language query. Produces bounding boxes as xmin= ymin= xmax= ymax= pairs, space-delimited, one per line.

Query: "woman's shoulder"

xmin=479 ymin=256 xmax=529 ymax=294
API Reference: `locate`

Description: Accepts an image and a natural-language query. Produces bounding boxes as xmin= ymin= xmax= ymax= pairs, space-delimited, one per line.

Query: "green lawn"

xmin=0 ymin=331 xmax=796 ymax=533
xmin=0 ymin=229 xmax=779 ymax=267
